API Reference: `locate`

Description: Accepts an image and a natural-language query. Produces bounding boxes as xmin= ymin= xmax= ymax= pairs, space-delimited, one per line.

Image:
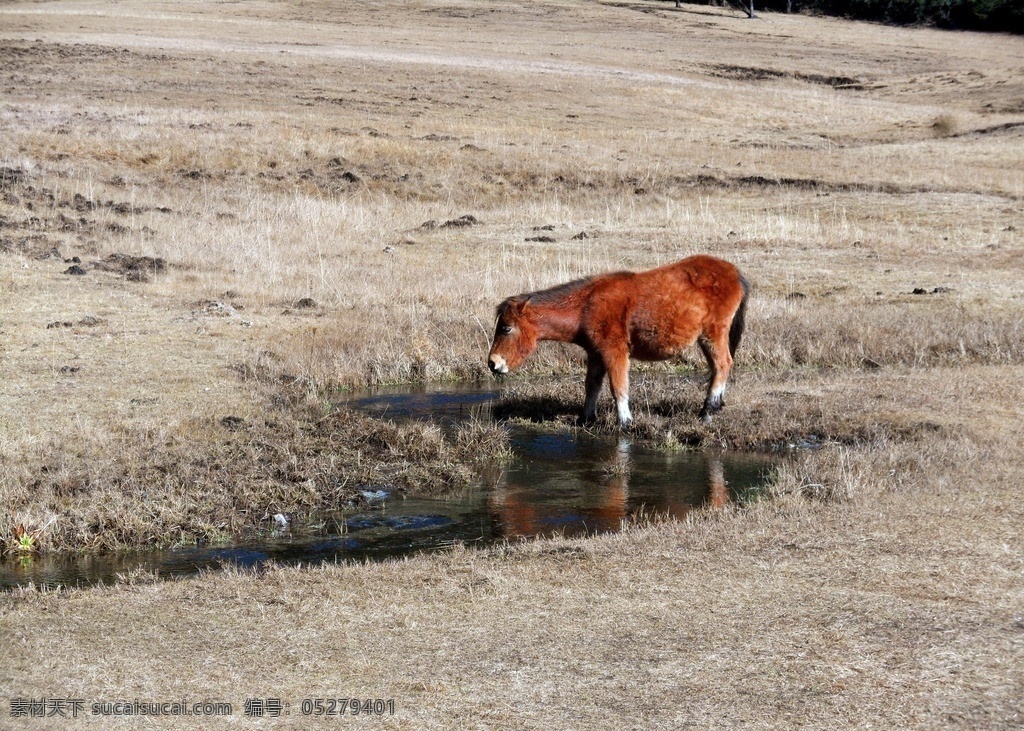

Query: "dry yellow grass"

xmin=1 ymin=0 xmax=1022 ymax=727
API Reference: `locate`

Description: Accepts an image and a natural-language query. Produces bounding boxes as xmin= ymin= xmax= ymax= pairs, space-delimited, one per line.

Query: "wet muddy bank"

xmin=489 ymin=371 xmax=961 ymax=451
xmin=1 ymin=390 xmax=508 ymax=557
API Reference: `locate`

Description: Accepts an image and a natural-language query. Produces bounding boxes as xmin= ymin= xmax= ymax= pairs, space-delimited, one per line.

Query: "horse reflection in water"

xmin=488 ymin=439 xmax=731 ymax=539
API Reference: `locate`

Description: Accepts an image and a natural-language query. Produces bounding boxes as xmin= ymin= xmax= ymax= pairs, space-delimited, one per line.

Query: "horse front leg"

xmin=581 ymin=352 xmax=607 ymax=423
xmin=605 ymin=350 xmax=633 ymax=426
xmin=698 ymin=330 xmax=733 ymax=423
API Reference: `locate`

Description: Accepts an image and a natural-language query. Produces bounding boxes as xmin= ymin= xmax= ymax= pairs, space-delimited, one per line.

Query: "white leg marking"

xmin=616 ymin=395 xmax=633 ymax=425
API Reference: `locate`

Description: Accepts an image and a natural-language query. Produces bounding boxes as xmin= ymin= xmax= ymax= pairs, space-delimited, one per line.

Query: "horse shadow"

xmin=490 ymin=391 xmax=703 ymax=426
xmin=491 ymin=394 xmax=580 ymax=424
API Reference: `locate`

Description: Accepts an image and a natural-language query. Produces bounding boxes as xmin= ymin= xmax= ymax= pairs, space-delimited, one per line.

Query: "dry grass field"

xmin=1 ymin=0 xmax=1022 ymax=728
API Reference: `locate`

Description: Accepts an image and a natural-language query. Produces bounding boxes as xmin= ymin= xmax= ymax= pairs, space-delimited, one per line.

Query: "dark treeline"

xmin=684 ymin=0 xmax=1024 ymax=33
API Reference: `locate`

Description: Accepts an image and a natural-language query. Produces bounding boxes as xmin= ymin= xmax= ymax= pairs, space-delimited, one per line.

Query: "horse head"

xmin=488 ymin=297 xmax=537 ymax=374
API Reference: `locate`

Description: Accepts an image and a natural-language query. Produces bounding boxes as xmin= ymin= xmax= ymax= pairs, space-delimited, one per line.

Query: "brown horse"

xmin=487 ymin=254 xmax=749 ymax=425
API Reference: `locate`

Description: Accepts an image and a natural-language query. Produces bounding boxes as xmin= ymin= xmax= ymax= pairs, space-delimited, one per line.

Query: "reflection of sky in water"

xmin=518 ymin=432 xmax=577 ymax=458
xmin=344 ymin=515 xmax=455 ymax=531
xmin=2 ymin=385 xmax=774 ymax=590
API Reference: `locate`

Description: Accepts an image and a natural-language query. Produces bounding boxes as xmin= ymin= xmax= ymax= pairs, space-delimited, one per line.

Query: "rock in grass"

xmin=357 ymin=490 xmax=389 ymax=506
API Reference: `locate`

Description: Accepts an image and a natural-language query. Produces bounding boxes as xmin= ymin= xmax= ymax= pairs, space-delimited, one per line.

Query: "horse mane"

xmin=497 ymin=271 xmax=639 ymax=317
xmin=506 ymin=275 xmax=598 ymax=308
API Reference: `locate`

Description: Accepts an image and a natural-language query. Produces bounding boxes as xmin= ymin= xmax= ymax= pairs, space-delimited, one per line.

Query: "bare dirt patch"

xmin=705 ymin=63 xmax=865 ymax=89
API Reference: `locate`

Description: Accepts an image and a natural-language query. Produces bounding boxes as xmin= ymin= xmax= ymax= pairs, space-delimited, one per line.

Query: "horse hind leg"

xmin=698 ymin=329 xmax=733 ymax=423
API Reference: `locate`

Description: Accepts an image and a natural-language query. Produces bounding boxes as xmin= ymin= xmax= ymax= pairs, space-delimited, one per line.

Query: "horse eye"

xmin=501 ymin=325 xmax=513 ymax=335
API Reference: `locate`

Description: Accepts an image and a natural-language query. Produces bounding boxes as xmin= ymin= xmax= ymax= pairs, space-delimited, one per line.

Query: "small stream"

xmin=2 ymin=384 xmax=775 ymax=590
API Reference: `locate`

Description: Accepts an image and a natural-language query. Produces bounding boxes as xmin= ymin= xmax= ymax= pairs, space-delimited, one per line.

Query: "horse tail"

xmin=729 ymin=274 xmax=750 ymax=358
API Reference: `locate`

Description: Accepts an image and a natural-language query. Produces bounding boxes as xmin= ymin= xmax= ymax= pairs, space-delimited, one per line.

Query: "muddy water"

xmin=1 ymin=384 xmax=774 ymax=590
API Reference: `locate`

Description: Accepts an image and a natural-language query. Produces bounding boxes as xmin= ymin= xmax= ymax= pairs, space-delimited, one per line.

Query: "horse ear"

xmin=514 ymin=297 xmax=531 ymax=315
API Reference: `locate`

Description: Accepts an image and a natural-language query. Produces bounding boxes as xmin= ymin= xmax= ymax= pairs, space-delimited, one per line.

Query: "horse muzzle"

xmin=488 ymin=355 xmax=509 ymax=374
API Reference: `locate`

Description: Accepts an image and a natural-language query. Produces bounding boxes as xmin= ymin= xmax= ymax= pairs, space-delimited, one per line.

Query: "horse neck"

xmin=530 ymin=300 xmax=583 ymax=343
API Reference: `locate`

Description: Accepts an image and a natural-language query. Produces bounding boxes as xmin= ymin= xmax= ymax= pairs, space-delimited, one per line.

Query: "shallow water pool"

xmin=1 ymin=383 xmax=774 ymax=590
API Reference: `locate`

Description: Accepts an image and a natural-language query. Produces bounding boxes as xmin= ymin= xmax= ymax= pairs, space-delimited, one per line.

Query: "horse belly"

xmin=629 ymin=319 xmax=700 ymax=361
xmin=628 ymin=296 xmax=703 ymax=361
